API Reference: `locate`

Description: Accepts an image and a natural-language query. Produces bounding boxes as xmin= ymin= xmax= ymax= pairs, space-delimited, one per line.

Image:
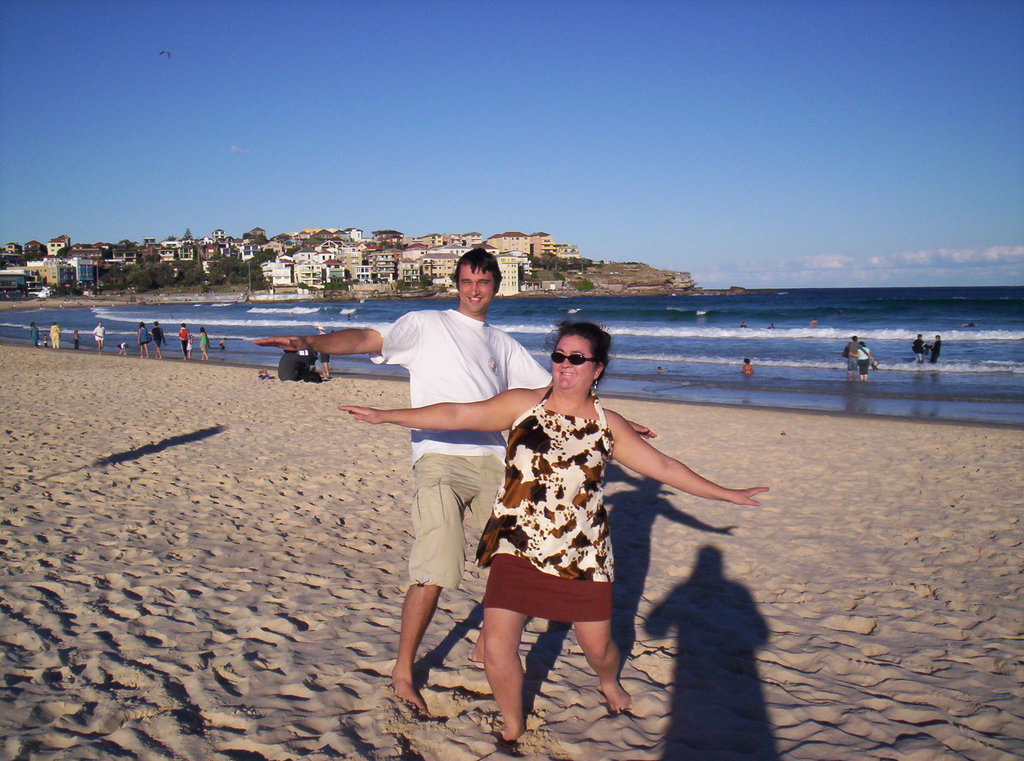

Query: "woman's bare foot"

xmin=470 ymin=635 xmax=485 ymax=665
xmin=601 ymin=679 xmax=632 ymax=714
xmin=496 ymin=723 xmax=525 ymax=744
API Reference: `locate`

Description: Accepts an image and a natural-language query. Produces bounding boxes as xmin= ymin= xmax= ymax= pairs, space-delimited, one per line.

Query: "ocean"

xmin=4 ymin=286 xmax=1022 ymax=426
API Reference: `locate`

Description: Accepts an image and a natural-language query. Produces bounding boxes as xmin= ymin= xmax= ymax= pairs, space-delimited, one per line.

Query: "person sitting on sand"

xmin=341 ymin=321 xmax=767 ymax=747
xmin=742 ymin=358 xmax=754 ymax=375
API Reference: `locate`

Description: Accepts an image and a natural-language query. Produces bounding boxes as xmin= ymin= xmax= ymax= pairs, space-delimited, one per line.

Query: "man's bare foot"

xmin=391 ymin=676 xmax=427 ymax=715
xmin=601 ymin=680 xmax=632 ymax=714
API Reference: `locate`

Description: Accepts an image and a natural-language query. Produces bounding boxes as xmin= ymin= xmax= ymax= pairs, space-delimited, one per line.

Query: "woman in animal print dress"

xmin=341 ymin=321 xmax=768 ymax=746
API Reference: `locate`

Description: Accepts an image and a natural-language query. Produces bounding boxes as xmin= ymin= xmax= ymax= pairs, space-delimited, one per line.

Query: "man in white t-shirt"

xmin=256 ymin=249 xmax=549 ymax=712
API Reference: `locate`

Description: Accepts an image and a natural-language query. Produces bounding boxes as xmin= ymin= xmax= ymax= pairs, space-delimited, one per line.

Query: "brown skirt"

xmin=483 ymin=553 xmax=612 ymax=623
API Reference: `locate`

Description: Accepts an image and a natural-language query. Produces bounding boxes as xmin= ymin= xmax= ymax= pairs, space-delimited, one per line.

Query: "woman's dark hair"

xmin=139 ymin=321 xmax=145 ymax=328
xmin=553 ymin=321 xmax=611 ymax=382
xmin=452 ymin=247 xmax=502 ymax=290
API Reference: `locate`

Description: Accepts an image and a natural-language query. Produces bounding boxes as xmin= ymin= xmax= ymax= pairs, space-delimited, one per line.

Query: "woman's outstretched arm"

xmin=606 ymin=410 xmax=768 ymax=506
xmin=339 ymin=387 xmax=544 ymax=433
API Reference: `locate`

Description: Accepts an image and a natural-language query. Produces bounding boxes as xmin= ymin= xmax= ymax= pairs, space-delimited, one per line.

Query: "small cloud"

xmin=693 ymin=246 xmax=1023 ymax=288
xmin=230 ymin=145 xmax=250 ymax=153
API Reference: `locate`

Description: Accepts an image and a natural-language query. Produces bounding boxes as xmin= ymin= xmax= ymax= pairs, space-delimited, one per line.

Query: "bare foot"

xmin=496 ymin=724 xmax=525 ymax=744
xmin=470 ymin=637 xmax=485 ymax=665
xmin=601 ymin=680 xmax=632 ymax=714
xmin=391 ymin=676 xmax=427 ymax=715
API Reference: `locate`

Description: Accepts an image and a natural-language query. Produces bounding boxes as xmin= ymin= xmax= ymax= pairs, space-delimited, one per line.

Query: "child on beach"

xmin=742 ymin=358 xmax=754 ymax=375
xmin=178 ymin=324 xmax=190 ymax=361
xmin=117 ymin=342 xmax=127 ymax=356
xmin=199 ymin=327 xmax=210 ymax=361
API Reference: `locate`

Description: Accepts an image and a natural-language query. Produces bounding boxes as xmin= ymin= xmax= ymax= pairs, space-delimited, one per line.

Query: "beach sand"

xmin=1 ymin=344 xmax=1021 ymax=760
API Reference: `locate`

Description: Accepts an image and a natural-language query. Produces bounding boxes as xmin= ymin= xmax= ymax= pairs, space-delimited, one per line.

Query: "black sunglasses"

xmin=550 ymin=351 xmax=597 ymax=365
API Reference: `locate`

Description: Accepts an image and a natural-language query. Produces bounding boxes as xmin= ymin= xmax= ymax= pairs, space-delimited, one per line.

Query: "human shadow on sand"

xmin=519 ymin=465 xmax=736 ymax=716
xmin=93 ymin=425 xmax=227 ymax=467
xmin=646 ymin=545 xmax=778 ymax=761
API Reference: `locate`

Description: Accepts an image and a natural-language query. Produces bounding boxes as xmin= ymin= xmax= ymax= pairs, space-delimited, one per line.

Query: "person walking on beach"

xmin=256 ymin=248 xmax=652 ymax=715
xmin=912 ymin=334 xmax=926 ymax=363
xmin=137 ymin=322 xmax=151 ymax=358
xmin=928 ymin=335 xmax=942 ymax=364
xmin=199 ymin=327 xmax=210 ymax=361
xmin=49 ymin=322 xmax=61 ymax=350
xmin=93 ymin=321 xmax=105 ymax=353
xmin=29 ymin=321 xmax=39 ymax=347
xmin=73 ymin=329 xmax=80 ymax=350
xmin=843 ymin=335 xmax=860 ymax=380
xmin=340 ymin=321 xmax=767 ymax=746
xmin=151 ymin=321 xmax=164 ymax=359
xmin=178 ymin=323 xmax=190 ymax=360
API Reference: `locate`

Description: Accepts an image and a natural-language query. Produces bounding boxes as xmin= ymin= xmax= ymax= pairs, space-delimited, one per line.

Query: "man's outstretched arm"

xmin=255 ymin=328 xmax=384 ymax=356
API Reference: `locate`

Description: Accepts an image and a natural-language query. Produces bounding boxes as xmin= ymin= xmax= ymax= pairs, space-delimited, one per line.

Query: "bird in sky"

xmin=160 ymin=50 xmax=170 ymax=57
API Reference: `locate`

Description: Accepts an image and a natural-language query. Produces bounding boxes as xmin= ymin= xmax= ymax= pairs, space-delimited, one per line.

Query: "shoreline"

xmin=4 ymin=337 xmax=1019 ymax=432
xmin=3 ymin=343 xmax=1022 ymax=760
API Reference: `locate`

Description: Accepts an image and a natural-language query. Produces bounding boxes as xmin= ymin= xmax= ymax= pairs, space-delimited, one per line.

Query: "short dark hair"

xmin=554 ymin=321 xmax=611 ymax=383
xmin=453 ymin=248 xmax=502 ymax=290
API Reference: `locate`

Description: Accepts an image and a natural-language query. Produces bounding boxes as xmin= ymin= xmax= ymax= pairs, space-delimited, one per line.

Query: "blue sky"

xmin=1 ymin=0 xmax=1021 ymax=288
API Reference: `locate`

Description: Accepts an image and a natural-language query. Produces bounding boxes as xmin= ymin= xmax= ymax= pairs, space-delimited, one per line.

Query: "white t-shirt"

xmin=93 ymin=325 xmax=105 ymax=340
xmin=373 ymin=309 xmax=550 ymax=462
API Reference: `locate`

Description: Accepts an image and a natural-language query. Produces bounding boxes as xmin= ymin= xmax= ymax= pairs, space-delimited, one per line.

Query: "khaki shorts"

xmin=409 ymin=453 xmax=505 ymax=590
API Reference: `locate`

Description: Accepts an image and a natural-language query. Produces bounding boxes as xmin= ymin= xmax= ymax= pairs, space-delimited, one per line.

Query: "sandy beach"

xmin=1 ymin=344 xmax=1021 ymax=760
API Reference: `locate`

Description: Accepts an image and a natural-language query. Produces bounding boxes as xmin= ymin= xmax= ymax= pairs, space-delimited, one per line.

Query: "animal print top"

xmin=476 ymin=395 xmax=615 ymax=581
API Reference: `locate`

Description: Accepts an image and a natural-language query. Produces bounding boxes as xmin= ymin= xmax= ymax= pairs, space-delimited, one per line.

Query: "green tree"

xmin=102 ymin=262 xmax=127 ymax=290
